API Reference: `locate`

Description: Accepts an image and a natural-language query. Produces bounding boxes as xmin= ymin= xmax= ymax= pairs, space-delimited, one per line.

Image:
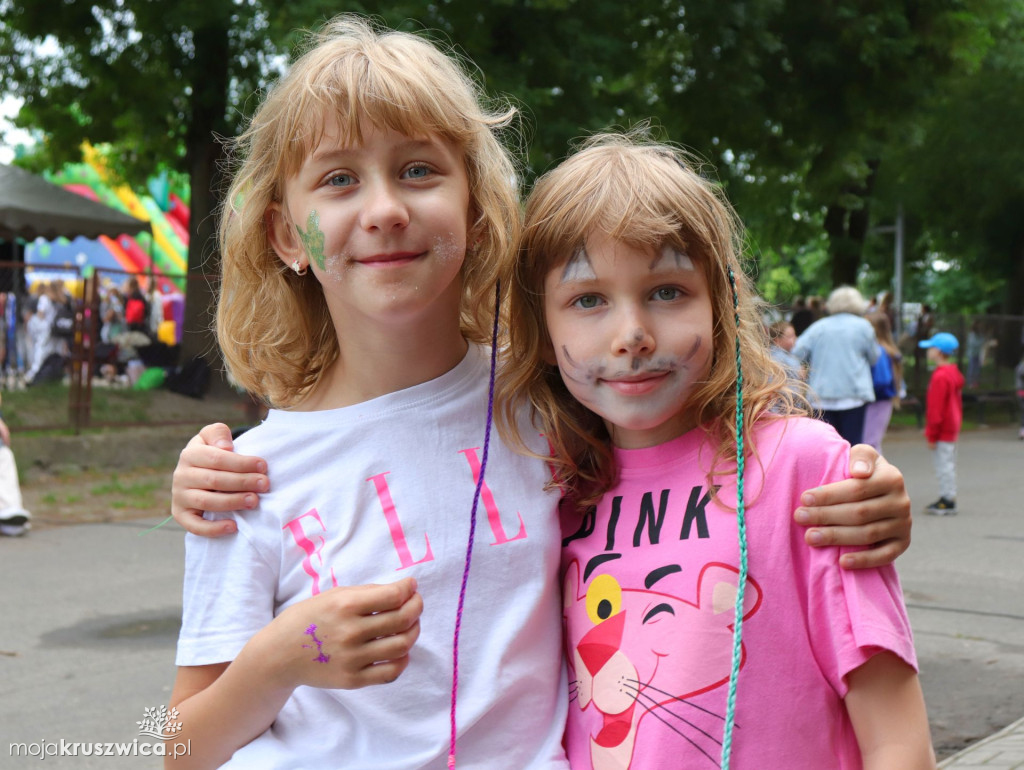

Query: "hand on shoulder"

xmin=171 ymin=423 xmax=270 ymax=537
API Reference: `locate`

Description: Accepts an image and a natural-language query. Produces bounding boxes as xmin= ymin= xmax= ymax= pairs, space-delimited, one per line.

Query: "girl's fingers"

xmin=847 ymin=443 xmax=881 ymax=477
xmin=360 ymin=591 xmax=424 ymax=640
xmin=839 ymin=539 xmax=908 ymax=570
xmin=802 ymin=517 xmax=910 ymax=564
xmin=356 ymin=621 xmax=422 ymax=667
xmin=314 ymin=580 xmax=422 ymax=647
xmin=333 ymin=578 xmax=420 ymax=617
xmin=179 ymin=446 xmax=268 ymax=477
xmin=801 ymin=478 xmax=878 ymax=508
xmin=803 ymin=517 xmax=893 ymax=548
xmin=175 ymin=512 xmax=239 ymax=537
xmin=197 ymin=422 xmax=235 ymax=448
xmin=181 ymin=468 xmax=268 ymax=495
xmin=353 ymin=655 xmax=414 ymax=686
xmin=183 ymin=489 xmax=258 ymax=514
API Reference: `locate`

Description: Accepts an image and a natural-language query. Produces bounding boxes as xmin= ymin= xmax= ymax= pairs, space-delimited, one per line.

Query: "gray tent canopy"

xmin=0 ymin=162 xmax=151 ymax=242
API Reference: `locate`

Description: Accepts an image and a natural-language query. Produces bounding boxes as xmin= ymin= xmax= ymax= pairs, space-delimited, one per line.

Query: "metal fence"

xmin=902 ymin=313 xmax=1024 ymax=393
xmin=0 ymin=261 xmax=229 ymax=433
xmin=900 ymin=312 xmax=1023 ymax=426
xmin=5 ymin=258 xmax=1023 ymax=432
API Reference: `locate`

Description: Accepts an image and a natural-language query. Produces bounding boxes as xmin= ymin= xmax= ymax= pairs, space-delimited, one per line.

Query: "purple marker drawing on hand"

xmin=301 ymin=623 xmax=331 ymax=663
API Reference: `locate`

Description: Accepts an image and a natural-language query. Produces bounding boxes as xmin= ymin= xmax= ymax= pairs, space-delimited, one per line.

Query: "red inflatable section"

xmin=168 ymin=193 xmax=190 ymax=230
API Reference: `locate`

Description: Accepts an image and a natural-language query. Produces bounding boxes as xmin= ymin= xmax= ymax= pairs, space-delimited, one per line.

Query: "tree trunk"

xmin=824 ymin=162 xmax=879 ymax=289
xmin=181 ymin=138 xmax=225 ymax=362
xmin=1002 ymin=238 xmax=1024 ymax=318
xmin=824 ymin=205 xmax=863 ymax=287
xmin=181 ymin=22 xmax=230 ymax=389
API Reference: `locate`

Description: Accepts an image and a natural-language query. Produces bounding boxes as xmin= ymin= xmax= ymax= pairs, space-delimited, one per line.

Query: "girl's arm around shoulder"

xmin=784 ymin=418 xmax=912 ymax=570
xmin=846 ymin=652 xmax=936 ymax=769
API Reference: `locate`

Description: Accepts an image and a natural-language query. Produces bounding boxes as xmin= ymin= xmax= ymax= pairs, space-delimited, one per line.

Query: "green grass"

xmin=890 ymin=402 xmax=1018 ymax=431
xmin=89 ymin=473 xmax=161 ymax=507
xmin=35 ymin=490 xmax=85 ymax=505
xmin=2 ymin=383 xmax=153 ymax=428
xmin=2 ymin=380 xmax=246 ymax=435
xmin=87 ymin=389 xmax=152 ymax=423
xmin=24 ymin=466 xmax=168 ymax=521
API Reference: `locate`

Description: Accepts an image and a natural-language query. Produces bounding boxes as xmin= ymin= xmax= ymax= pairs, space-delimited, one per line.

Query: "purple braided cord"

xmin=448 ymin=280 xmax=501 ymax=769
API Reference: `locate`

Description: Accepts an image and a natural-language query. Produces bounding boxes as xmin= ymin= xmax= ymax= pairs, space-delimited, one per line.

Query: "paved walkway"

xmin=939 ymin=716 xmax=1024 ymax=768
xmin=880 ymin=425 xmax=1024 ymax=767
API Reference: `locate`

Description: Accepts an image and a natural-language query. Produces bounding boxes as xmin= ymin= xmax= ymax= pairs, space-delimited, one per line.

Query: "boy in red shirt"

xmin=919 ymin=332 xmax=965 ymax=514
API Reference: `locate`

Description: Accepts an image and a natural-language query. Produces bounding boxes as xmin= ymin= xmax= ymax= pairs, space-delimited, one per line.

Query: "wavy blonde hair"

xmin=496 ymin=131 xmax=801 ymax=508
xmin=216 ymin=14 xmax=521 ymax=407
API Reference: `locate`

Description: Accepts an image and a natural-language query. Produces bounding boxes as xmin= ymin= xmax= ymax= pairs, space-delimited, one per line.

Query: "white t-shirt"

xmin=177 ymin=345 xmax=568 ymax=769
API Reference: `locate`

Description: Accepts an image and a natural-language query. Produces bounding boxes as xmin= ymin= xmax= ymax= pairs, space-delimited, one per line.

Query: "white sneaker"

xmin=0 ymin=509 xmax=31 ymax=536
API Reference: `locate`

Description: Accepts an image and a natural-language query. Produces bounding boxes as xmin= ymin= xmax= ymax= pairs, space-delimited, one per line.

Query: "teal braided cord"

xmin=720 ymin=266 xmax=748 ymax=769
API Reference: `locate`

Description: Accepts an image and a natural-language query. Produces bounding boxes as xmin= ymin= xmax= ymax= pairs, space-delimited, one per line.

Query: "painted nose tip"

xmin=577 ymin=611 xmax=626 ymax=676
xmin=618 ymin=327 xmax=653 ymax=355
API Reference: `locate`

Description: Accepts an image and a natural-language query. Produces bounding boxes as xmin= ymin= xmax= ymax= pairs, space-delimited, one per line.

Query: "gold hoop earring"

xmin=291 ymin=259 xmax=308 ymax=276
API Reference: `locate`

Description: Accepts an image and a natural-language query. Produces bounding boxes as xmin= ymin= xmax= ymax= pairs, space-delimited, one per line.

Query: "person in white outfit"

xmin=24 ymin=282 xmax=65 ymax=384
xmin=0 ymin=397 xmax=30 ymax=536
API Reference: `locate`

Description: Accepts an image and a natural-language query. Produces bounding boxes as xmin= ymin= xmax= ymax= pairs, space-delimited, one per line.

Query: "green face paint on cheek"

xmin=296 ymin=210 xmax=327 ymax=271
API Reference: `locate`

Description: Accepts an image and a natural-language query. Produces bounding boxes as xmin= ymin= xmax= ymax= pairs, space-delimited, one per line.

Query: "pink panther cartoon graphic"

xmin=564 ymin=560 xmax=762 ymax=770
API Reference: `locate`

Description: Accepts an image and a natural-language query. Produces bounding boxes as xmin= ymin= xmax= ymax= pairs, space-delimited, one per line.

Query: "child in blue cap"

xmin=919 ymin=332 xmax=964 ymax=514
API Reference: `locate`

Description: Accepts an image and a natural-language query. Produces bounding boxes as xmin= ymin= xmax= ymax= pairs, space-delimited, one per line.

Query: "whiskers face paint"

xmin=556 ymin=337 xmax=710 ymax=448
xmin=543 ymin=235 xmax=714 ymax=448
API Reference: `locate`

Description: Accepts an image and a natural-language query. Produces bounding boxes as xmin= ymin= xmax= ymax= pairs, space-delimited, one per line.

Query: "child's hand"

xmin=171 ymin=423 xmax=270 ymax=537
xmin=928 ymin=442 xmax=936 ymax=450
xmin=252 ymin=577 xmax=423 ymax=691
xmin=794 ymin=444 xmax=911 ymax=570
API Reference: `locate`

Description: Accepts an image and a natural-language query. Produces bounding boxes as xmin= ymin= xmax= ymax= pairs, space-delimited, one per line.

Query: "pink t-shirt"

xmin=559 ymin=416 xmax=916 ymax=770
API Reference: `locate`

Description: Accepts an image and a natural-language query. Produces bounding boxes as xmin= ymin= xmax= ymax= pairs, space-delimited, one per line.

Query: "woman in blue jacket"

xmin=793 ymin=286 xmax=879 ymax=445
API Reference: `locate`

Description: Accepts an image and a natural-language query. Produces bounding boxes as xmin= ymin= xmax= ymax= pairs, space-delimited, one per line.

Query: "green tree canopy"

xmin=877 ymin=4 xmax=1024 ymax=315
xmin=1 ymin=0 xmax=286 ymax=358
xmin=2 ymin=0 xmax=1018 ymax=343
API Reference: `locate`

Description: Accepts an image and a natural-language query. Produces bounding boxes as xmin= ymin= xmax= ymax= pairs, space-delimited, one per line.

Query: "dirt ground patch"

xmin=21 ymin=465 xmax=174 ymax=530
xmin=11 ymin=387 xmax=258 ymax=531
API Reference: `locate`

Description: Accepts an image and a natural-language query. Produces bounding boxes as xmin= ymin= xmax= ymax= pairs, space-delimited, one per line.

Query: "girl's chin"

xmin=605 ymin=416 xmax=692 ymax=449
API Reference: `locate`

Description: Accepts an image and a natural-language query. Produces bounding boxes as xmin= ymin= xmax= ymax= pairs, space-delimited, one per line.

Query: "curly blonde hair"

xmin=496 ymin=131 xmax=801 ymax=508
xmin=216 ymin=14 xmax=522 ymax=407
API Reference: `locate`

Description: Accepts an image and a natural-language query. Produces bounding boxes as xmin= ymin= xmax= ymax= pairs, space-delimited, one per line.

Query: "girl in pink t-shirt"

xmin=496 ymin=132 xmax=935 ymax=769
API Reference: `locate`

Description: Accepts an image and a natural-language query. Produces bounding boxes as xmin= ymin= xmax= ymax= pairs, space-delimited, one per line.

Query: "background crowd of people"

xmin=768 ymin=286 xmax=1018 ymax=517
xmin=0 ymin=273 xmax=183 ymax=538
xmin=0 ymin=274 xmax=181 ymax=391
